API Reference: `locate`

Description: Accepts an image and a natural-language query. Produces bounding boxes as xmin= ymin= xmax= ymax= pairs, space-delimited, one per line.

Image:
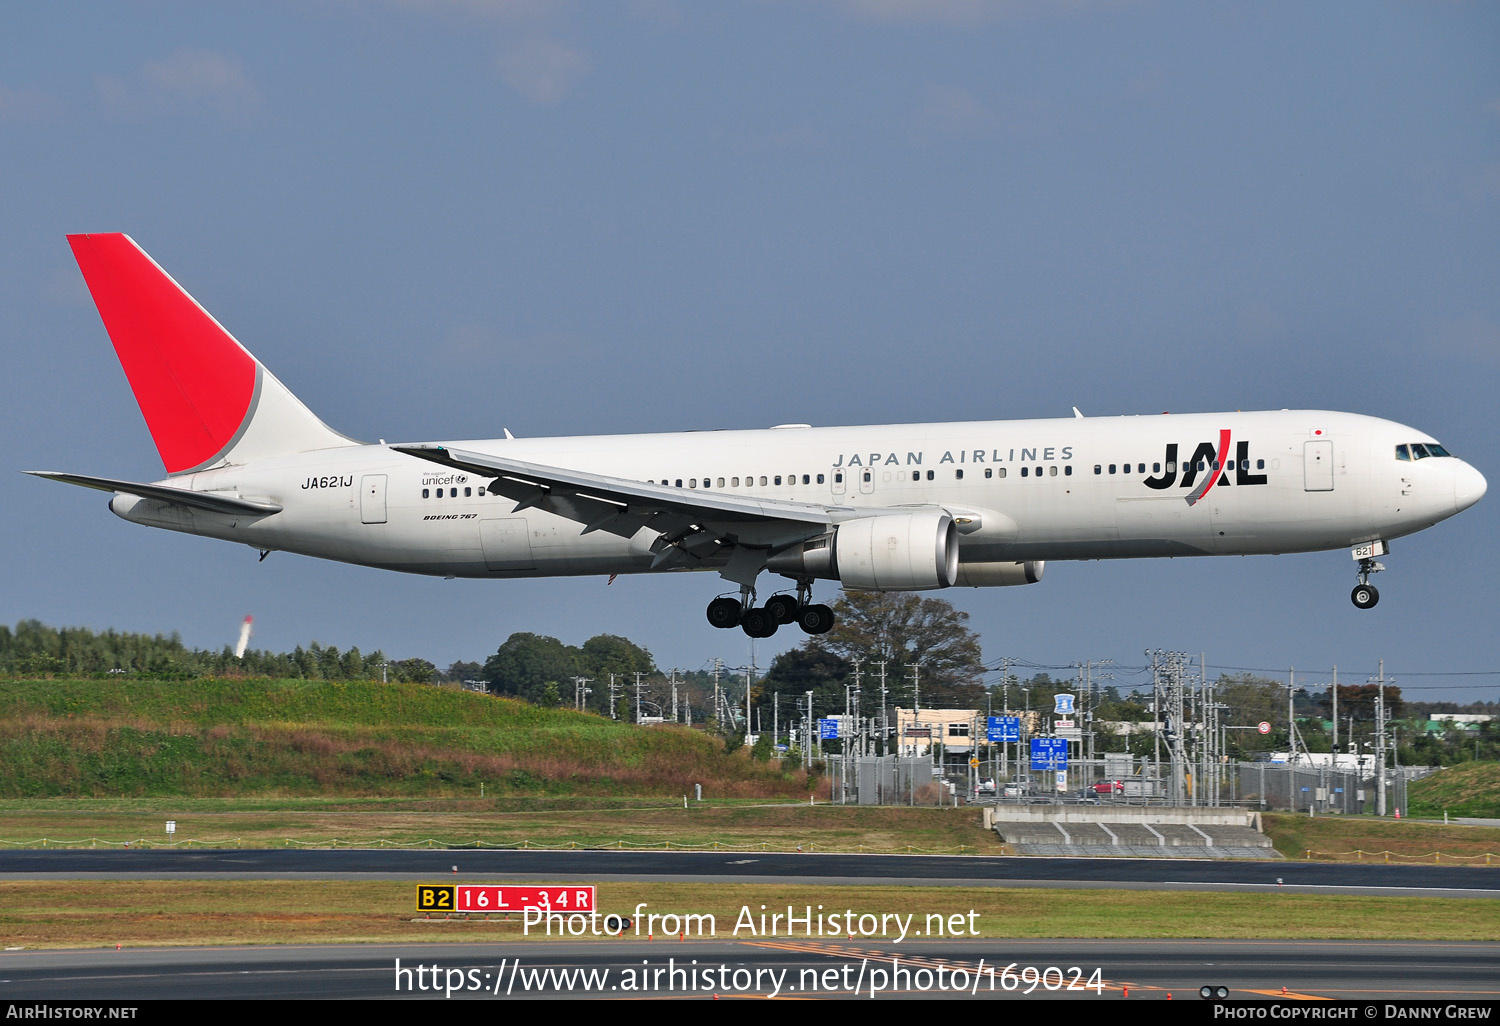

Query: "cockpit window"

xmin=1411 ymin=443 xmax=1431 ymax=459
xmin=1428 ymin=443 xmax=1452 ymax=458
xmin=1395 ymin=444 xmax=1410 ymax=461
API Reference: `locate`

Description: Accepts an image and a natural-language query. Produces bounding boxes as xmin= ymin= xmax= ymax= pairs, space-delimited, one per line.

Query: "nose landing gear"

xmin=1350 ymin=542 xmax=1387 ymax=609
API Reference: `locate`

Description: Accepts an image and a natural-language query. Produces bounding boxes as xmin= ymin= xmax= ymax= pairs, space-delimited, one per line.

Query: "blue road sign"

xmin=1054 ymin=694 xmax=1075 ymax=715
xmin=818 ymin=718 xmax=841 ymax=740
xmin=1030 ymin=737 xmax=1068 ymax=770
xmin=987 ymin=716 xmax=1020 ymax=742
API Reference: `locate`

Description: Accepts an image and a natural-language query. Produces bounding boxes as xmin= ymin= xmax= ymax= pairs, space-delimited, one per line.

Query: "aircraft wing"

xmin=394 ymin=443 xmax=839 ymax=582
xmin=24 ymin=471 xmax=283 ymax=516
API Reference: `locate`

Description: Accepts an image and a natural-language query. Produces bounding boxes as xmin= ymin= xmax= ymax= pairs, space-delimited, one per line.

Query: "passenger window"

xmin=802 ymin=474 xmax=810 ymax=484
xmin=1256 ymin=460 xmax=1264 ymax=470
xmin=422 ymin=488 xmax=429 ymax=498
xmin=774 ymin=476 xmax=782 ymax=485
xmin=926 ymin=470 xmax=935 ymax=481
xmin=717 ymin=477 xmax=725 ymax=488
xmin=1153 ymin=463 xmax=1161 ymax=473
xmin=1167 ymin=461 xmax=1177 ymax=474
xmin=1109 ymin=464 xmax=1116 ymax=474
xmin=1138 ymin=463 xmax=1146 ymax=474
xmin=956 ymin=469 xmax=964 ymax=480
xmin=464 ymin=487 xmax=472 ymax=497
xmin=985 ymin=468 xmax=993 ymax=479
xmin=1064 ymin=465 xmax=1072 ymax=476
xmin=1021 ymin=467 xmax=1029 ymax=478
xmin=732 ymin=477 xmax=740 ymax=487
xmin=1094 ymin=465 xmax=1102 ymax=475
xmin=760 ymin=476 xmax=768 ymax=486
xmin=1049 ymin=466 xmax=1057 ymax=477
xmin=998 ymin=468 xmax=1006 ymax=479
xmin=675 ymin=479 xmax=683 ymax=488
xmin=690 ymin=479 xmax=697 ymax=488
xmin=817 ymin=473 xmax=825 ymax=484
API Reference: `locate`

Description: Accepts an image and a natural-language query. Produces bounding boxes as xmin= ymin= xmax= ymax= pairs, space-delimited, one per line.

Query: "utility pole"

xmin=711 ymin=659 xmax=723 ymax=732
xmin=1376 ymin=659 xmax=1388 ymax=816
xmin=1330 ymin=666 xmax=1338 ymax=765
xmin=850 ymin=659 xmax=862 ymax=758
xmin=634 ymin=671 xmax=645 ymax=724
xmin=806 ymin=691 xmax=815 ymax=768
xmin=877 ymin=660 xmax=888 ymax=756
xmin=608 ymin=673 xmax=619 ymax=719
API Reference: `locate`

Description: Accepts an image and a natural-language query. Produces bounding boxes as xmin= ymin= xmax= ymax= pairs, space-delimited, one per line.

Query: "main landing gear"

xmin=706 ymin=581 xmax=835 ymax=638
xmin=1351 ymin=545 xmax=1386 ymax=609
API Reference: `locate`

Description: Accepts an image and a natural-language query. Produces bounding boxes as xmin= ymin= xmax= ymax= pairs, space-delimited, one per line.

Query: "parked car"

xmin=1091 ymin=780 xmax=1125 ymax=795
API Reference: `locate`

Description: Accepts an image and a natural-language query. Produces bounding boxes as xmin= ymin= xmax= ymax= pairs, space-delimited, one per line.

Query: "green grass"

xmin=0 ymin=800 xmax=996 ymax=853
xmin=0 ymin=679 xmax=813 ymax=799
xmin=1407 ymin=762 xmax=1500 ymax=819
xmin=1 ymin=880 xmax=1493 ymax=948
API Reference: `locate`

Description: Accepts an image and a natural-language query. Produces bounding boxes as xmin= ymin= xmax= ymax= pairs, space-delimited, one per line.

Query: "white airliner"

xmin=31 ymin=234 xmax=1487 ymax=638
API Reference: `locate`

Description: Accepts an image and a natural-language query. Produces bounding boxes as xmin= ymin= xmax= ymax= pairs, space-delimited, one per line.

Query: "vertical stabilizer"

xmin=66 ymin=233 xmax=357 ymax=475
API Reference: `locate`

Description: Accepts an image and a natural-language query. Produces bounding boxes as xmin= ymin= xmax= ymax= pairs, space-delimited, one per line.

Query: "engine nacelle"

xmin=834 ymin=512 xmax=959 ymax=591
xmin=954 ymin=559 xmax=1045 ymax=587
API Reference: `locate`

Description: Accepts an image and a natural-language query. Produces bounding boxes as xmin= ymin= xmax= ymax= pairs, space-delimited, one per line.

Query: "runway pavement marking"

xmin=742 ymin=939 xmax=1131 ymax=994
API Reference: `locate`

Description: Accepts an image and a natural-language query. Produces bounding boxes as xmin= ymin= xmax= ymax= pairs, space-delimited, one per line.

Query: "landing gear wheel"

xmin=1351 ymin=584 xmax=1379 ymax=610
xmin=797 ymin=603 xmax=835 ymax=635
xmin=765 ymin=594 xmax=799 ymax=625
xmin=741 ymin=607 xmax=778 ymax=638
xmin=706 ymin=596 xmax=743 ymax=629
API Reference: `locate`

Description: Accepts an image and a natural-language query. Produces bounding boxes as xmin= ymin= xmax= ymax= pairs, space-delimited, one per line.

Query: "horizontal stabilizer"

xmin=24 ymin=471 xmax=282 ymax=516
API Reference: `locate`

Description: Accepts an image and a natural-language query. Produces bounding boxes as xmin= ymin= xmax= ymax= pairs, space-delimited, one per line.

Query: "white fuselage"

xmin=108 ymin=409 xmax=1485 ymax=585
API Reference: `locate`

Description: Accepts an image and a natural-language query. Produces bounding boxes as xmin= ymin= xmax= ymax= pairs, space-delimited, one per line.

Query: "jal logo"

xmin=1143 ymin=431 xmax=1267 ymax=505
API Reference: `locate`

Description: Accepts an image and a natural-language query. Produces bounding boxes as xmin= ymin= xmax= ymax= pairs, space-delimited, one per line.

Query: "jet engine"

xmin=833 ymin=511 xmax=959 ymax=591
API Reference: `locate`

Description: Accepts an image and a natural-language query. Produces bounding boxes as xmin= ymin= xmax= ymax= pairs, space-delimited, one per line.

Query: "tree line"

xmin=5 ymin=593 xmax=1493 ymax=766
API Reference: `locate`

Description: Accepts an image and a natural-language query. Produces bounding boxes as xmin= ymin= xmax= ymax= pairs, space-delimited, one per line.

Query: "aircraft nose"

xmin=1455 ymin=461 xmax=1487 ymax=512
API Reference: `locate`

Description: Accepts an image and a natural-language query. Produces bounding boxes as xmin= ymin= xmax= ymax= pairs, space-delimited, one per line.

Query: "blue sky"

xmin=3 ymin=1 xmax=1497 ymax=704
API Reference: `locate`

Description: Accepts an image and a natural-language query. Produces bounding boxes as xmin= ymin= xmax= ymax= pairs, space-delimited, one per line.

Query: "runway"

xmin=2 ymin=938 xmax=1497 ymax=1000
xmin=2 ymin=849 xmax=1495 ymax=1001
xmin=1 ymin=848 xmax=1495 ymax=897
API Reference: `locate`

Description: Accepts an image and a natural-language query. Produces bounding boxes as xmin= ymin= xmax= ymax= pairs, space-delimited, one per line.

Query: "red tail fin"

xmin=67 ymin=234 xmax=353 ymax=474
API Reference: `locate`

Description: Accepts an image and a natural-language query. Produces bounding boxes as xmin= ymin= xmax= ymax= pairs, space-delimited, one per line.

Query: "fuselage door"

xmin=859 ymin=468 xmax=875 ymax=495
xmin=360 ymin=474 xmax=388 ymax=524
xmin=481 ymin=517 xmax=537 ymax=571
xmin=831 ymin=468 xmax=846 ymax=497
xmin=1304 ymin=440 xmax=1334 ymax=492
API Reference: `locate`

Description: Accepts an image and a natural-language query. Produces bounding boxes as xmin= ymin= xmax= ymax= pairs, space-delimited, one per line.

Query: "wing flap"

xmin=393 ymin=444 xmax=835 ymax=530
